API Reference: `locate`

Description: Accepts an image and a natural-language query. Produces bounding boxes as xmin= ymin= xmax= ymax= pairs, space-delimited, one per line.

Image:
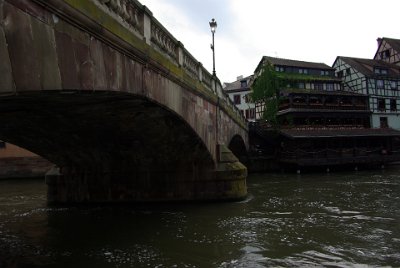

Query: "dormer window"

xmin=240 ymin=80 xmax=247 ymax=88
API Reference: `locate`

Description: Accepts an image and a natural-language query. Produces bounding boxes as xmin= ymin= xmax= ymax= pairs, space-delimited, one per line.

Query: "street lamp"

xmin=209 ymin=18 xmax=217 ymax=76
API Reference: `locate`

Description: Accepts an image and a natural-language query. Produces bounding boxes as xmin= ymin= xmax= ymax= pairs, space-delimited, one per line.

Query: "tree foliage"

xmin=251 ymin=62 xmax=282 ymax=127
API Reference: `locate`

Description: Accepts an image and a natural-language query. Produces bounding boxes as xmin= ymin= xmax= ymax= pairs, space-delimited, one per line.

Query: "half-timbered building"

xmin=333 ymin=56 xmax=400 ymax=129
xmin=251 ymin=56 xmax=400 ymax=171
xmin=374 ymin=37 xmax=400 ymax=65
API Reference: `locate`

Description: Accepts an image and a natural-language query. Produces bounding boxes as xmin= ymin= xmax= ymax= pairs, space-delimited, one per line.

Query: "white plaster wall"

xmin=371 ymin=114 xmax=400 ymax=129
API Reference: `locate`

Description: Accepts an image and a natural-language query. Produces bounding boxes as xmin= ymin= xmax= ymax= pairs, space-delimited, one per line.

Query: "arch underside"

xmin=0 ymin=91 xmax=217 ymax=202
xmin=228 ymin=135 xmax=248 ymax=165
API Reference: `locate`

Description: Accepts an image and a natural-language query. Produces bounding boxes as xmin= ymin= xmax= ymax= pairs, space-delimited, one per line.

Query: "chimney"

xmin=377 ymin=38 xmax=383 ymax=48
xmin=236 ymin=75 xmax=243 ymax=81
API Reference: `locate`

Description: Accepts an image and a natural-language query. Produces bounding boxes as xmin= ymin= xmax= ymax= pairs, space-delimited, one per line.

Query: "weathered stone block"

xmin=3 ymin=2 xmax=40 ymax=91
xmin=31 ymin=17 xmax=62 ymax=90
xmin=0 ymin=0 xmax=3 ymax=21
xmin=54 ymin=31 xmax=79 ymax=89
xmin=89 ymin=38 xmax=107 ymax=90
xmin=103 ymin=46 xmax=118 ymax=90
xmin=0 ymin=15 xmax=15 ymax=93
xmin=6 ymin=0 xmax=52 ymax=24
xmin=73 ymin=39 xmax=94 ymax=90
xmin=125 ymin=57 xmax=143 ymax=94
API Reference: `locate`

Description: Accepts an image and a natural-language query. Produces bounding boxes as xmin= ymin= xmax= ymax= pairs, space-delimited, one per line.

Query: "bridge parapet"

xmin=92 ymin=0 xmax=246 ymax=126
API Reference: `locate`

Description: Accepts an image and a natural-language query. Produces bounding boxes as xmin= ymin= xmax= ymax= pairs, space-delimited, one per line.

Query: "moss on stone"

xmin=62 ymin=0 xmax=246 ymax=129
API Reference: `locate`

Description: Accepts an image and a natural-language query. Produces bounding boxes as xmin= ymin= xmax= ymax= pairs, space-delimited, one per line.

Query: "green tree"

xmin=251 ymin=62 xmax=282 ymax=127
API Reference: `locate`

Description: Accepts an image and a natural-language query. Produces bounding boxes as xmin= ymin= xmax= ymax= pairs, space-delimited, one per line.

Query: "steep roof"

xmin=336 ymin=56 xmax=400 ymax=78
xmin=256 ymin=56 xmax=333 ymax=73
xmin=380 ymin=37 xmax=400 ymax=54
xmin=223 ymin=75 xmax=253 ymax=92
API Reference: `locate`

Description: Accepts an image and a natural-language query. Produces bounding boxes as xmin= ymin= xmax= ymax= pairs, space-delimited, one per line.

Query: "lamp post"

xmin=209 ymin=18 xmax=217 ymax=76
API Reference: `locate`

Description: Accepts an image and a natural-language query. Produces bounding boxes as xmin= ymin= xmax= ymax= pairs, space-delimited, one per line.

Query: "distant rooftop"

xmin=224 ymin=75 xmax=253 ymax=92
xmin=256 ymin=56 xmax=333 ymax=73
xmin=336 ymin=56 xmax=400 ymax=78
xmin=378 ymin=37 xmax=400 ymax=54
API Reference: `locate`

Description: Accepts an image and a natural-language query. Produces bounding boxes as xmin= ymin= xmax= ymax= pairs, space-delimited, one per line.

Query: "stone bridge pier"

xmin=0 ymin=0 xmax=248 ymax=203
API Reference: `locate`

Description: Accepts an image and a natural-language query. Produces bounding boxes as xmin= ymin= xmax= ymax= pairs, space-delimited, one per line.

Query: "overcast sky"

xmin=139 ymin=0 xmax=400 ymax=83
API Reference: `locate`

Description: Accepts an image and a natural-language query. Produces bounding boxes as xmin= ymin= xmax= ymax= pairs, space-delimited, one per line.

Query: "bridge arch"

xmin=0 ymin=0 xmax=248 ymax=203
xmin=0 ymin=92 xmax=223 ymax=202
xmin=228 ymin=134 xmax=249 ymax=165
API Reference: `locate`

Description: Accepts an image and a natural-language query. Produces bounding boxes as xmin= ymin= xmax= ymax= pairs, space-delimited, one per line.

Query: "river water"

xmin=0 ymin=168 xmax=399 ymax=267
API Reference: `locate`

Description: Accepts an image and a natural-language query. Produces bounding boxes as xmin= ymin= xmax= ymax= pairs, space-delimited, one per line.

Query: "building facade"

xmin=333 ymin=56 xmax=400 ymax=129
xmin=250 ymin=56 xmax=400 ymax=170
xmin=223 ymin=75 xmax=256 ymax=121
xmin=254 ymin=56 xmax=343 ymax=120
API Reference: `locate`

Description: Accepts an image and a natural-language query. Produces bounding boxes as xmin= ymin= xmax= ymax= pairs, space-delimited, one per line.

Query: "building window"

xmin=375 ymin=68 xmax=388 ymax=75
xmin=380 ymin=117 xmax=388 ymax=128
xmin=320 ymin=70 xmax=329 ymax=76
xmin=240 ymin=80 xmax=247 ymax=88
xmin=390 ymin=81 xmax=397 ymax=90
xmin=381 ymin=50 xmax=390 ymax=59
xmin=346 ymin=68 xmax=351 ymax=75
xmin=0 ymin=141 xmax=5 ymax=149
xmin=244 ymin=93 xmax=251 ymax=103
xmin=245 ymin=109 xmax=256 ymax=119
xmin=376 ymin=79 xmax=384 ymax=89
xmin=378 ymin=98 xmax=386 ymax=111
xmin=234 ymin=94 xmax=241 ymax=105
xmin=275 ymin=66 xmax=284 ymax=72
xmin=299 ymin=68 xmax=308 ymax=74
xmin=314 ymin=83 xmax=323 ymax=90
xmin=249 ymin=108 xmax=255 ymax=119
xmin=390 ymin=99 xmax=397 ymax=111
xmin=326 ymin=83 xmax=334 ymax=91
xmin=298 ymin=82 xmax=305 ymax=89
xmin=337 ymin=70 xmax=343 ymax=78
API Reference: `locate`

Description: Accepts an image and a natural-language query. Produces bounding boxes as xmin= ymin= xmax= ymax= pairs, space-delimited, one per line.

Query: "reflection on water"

xmin=0 ymin=168 xmax=399 ymax=267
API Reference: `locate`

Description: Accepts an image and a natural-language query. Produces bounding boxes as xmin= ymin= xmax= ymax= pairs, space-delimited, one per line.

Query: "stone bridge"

xmin=0 ymin=0 xmax=248 ymax=203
